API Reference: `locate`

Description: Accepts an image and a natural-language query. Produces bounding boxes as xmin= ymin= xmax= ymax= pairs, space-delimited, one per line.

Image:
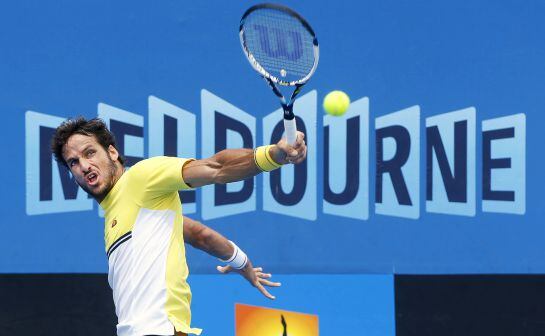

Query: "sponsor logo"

xmin=235 ymin=303 xmax=318 ymax=336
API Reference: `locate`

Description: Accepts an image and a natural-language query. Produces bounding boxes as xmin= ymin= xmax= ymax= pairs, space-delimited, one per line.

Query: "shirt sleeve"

xmin=129 ymin=156 xmax=195 ymax=196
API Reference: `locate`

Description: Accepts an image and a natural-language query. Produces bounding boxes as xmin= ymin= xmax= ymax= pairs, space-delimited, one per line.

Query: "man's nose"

xmin=80 ymin=158 xmax=91 ymax=172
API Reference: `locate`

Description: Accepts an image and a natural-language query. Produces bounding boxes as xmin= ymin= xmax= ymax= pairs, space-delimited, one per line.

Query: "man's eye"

xmin=69 ymin=160 xmax=76 ymax=167
xmin=87 ymin=150 xmax=95 ymax=158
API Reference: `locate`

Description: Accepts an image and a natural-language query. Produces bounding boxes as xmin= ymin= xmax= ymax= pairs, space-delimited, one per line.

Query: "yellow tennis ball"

xmin=323 ymin=90 xmax=350 ymax=116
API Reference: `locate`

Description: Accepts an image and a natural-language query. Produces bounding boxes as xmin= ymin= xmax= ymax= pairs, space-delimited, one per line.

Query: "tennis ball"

xmin=323 ymin=90 xmax=350 ymax=116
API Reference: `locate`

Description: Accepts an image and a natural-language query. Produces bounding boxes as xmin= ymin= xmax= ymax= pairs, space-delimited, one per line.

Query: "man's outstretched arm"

xmin=183 ymin=216 xmax=280 ymax=300
xmin=182 ymin=132 xmax=306 ymax=188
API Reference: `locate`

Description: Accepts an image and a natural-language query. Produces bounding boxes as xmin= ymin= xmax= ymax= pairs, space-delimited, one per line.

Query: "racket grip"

xmin=284 ymin=118 xmax=298 ymax=145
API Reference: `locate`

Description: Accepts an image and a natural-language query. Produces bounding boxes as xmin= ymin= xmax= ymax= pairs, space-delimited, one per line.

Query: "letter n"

xmin=426 ymin=107 xmax=475 ymax=216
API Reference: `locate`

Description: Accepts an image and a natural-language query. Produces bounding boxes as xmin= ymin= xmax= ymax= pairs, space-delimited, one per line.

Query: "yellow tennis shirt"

xmin=100 ymin=156 xmax=202 ymax=336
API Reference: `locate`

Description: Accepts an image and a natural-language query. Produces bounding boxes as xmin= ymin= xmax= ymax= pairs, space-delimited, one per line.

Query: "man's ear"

xmin=108 ymin=145 xmax=119 ymax=162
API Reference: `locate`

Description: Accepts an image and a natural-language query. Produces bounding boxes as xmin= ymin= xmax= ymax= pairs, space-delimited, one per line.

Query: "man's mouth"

xmin=86 ymin=172 xmax=99 ymax=186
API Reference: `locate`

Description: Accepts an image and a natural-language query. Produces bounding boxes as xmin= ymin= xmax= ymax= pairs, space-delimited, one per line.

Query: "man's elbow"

xmin=188 ymin=224 xmax=214 ymax=250
xmin=196 ymin=227 xmax=216 ymax=250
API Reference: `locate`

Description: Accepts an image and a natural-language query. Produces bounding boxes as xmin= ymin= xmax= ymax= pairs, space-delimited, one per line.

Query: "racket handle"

xmin=284 ymin=118 xmax=298 ymax=145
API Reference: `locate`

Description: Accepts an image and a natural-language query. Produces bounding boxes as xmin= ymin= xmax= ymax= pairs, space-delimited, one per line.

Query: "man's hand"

xmin=270 ymin=131 xmax=307 ymax=165
xmin=216 ymin=261 xmax=281 ymax=300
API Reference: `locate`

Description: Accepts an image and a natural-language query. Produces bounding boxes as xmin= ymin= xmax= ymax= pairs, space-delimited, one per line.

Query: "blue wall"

xmin=2 ymin=0 xmax=544 ymax=274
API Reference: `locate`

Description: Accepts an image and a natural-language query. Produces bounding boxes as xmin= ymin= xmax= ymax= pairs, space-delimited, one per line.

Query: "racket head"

xmin=239 ymin=3 xmax=319 ymax=86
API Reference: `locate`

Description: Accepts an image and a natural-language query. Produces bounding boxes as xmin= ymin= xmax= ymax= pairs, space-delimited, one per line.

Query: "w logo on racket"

xmin=253 ymin=24 xmax=303 ymax=61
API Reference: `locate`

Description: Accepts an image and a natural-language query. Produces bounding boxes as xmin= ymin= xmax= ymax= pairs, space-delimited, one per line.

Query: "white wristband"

xmin=221 ymin=240 xmax=248 ymax=270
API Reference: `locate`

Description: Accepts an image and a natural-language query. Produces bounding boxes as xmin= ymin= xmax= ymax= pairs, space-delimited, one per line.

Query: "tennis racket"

xmin=239 ymin=3 xmax=319 ymax=145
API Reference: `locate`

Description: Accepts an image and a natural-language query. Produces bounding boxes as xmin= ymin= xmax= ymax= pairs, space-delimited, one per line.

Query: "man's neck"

xmin=112 ymin=162 xmax=125 ymax=186
xmin=96 ymin=163 xmax=125 ymax=204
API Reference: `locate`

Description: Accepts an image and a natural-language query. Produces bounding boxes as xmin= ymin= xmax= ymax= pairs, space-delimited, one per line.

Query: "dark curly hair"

xmin=51 ymin=117 xmax=125 ymax=168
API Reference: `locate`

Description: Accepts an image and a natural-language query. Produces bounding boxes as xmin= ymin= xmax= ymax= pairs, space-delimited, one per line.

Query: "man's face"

xmin=62 ymin=134 xmax=119 ymax=201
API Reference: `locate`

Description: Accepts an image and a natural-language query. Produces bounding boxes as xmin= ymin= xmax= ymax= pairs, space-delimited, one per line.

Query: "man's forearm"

xmin=184 ymin=216 xmax=233 ymax=260
xmin=182 ymin=148 xmax=264 ymax=188
xmin=211 ymin=148 xmax=262 ymax=184
xmin=183 ymin=132 xmax=306 ymax=188
xmin=197 ymin=226 xmax=233 ymax=260
xmin=212 ymin=145 xmax=295 ymax=184
xmin=183 ymin=216 xmax=278 ymax=299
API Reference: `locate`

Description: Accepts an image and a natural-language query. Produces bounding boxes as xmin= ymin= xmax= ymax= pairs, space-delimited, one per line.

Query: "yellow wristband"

xmin=254 ymin=145 xmax=283 ymax=172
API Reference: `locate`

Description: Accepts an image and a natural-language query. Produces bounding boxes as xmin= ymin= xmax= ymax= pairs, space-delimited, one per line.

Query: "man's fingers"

xmin=293 ymin=132 xmax=305 ymax=148
xmin=293 ymin=145 xmax=307 ymax=161
xmin=256 ymin=282 xmax=276 ymax=300
xmin=288 ymin=144 xmax=307 ymax=164
xmin=257 ymin=272 xmax=272 ymax=278
xmin=285 ymin=144 xmax=304 ymax=160
xmin=279 ymin=139 xmax=299 ymax=155
xmin=276 ymin=134 xmax=307 ymax=164
xmin=288 ymin=147 xmax=298 ymax=156
xmin=288 ymin=140 xmax=305 ymax=154
xmin=259 ymin=278 xmax=282 ymax=287
xmin=277 ymin=142 xmax=297 ymax=158
xmin=286 ymin=138 xmax=306 ymax=161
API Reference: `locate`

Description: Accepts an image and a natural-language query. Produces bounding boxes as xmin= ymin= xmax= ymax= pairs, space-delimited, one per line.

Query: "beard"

xmin=77 ymin=153 xmax=119 ymax=201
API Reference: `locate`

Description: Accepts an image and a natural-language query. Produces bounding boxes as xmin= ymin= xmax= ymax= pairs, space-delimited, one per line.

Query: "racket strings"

xmin=242 ymin=8 xmax=316 ymax=83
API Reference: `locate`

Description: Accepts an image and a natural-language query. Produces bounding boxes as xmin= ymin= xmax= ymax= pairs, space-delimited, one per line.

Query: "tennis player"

xmin=51 ymin=117 xmax=307 ymax=336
